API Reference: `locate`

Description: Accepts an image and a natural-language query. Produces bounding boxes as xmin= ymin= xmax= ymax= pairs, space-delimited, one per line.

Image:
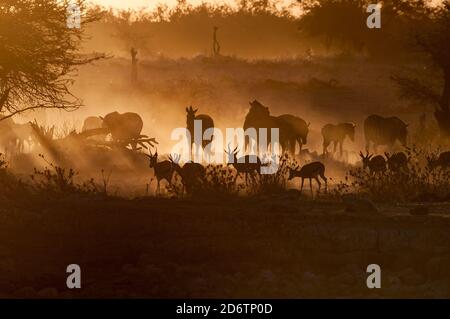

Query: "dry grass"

xmin=333 ymin=147 xmax=450 ymax=202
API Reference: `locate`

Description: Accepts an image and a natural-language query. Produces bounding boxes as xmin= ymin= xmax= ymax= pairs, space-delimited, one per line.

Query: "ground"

xmin=1 ymin=193 xmax=450 ymax=298
xmin=3 ymin=54 xmax=449 ymax=299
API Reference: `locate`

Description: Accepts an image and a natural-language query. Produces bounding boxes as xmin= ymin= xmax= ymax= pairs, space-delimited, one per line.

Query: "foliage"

xmin=0 ymin=0 xmax=105 ymax=120
xmin=29 ymin=154 xmax=98 ymax=196
xmin=251 ymin=153 xmax=292 ymax=195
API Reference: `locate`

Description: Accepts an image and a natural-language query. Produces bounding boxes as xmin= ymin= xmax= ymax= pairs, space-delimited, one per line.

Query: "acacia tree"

xmin=0 ymin=0 xmax=105 ymax=121
xmin=298 ymin=0 xmax=369 ymax=52
xmin=299 ymin=0 xmax=450 ymax=137
xmin=392 ymin=1 xmax=450 ymax=137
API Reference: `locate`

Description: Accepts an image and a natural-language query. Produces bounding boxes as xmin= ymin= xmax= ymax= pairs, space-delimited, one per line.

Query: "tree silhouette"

xmin=298 ymin=0 xmax=369 ymax=52
xmin=391 ymin=1 xmax=450 ymax=137
xmin=0 ymin=0 xmax=105 ymax=121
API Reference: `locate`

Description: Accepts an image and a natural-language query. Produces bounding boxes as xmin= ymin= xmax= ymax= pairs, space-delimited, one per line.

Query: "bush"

xmin=333 ymin=147 xmax=450 ymax=202
xmin=165 ymin=154 xmax=295 ymax=199
xmin=29 ymin=154 xmax=98 ymax=197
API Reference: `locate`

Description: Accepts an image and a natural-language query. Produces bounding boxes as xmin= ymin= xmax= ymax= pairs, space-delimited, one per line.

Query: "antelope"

xmin=427 ymin=151 xmax=450 ymax=170
xmin=364 ymin=115 xmax=408 ymax=153
xmin=186 ymin=106 xmax=214 ymax=160
xmin=384 ymin=152 xmax=408 ymax=172
xmin=145 ymin=149 xmax=175 ymax=195
xmin=288 ymin=161 xmax=327 ymax=195
xmin=169 ymin=154 xmax=206 ymax=194
xmin=224 ymin=144 xmax=266 ymax=184
xmin=322 ymin=122 xmax=356 ymax=157
xmin=359 ymin=151 xmax=386 ymax=174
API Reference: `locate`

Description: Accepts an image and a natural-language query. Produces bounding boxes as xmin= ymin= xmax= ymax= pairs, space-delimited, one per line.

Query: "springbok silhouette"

xmin=186 ymin=106 xmax=214 ymax=162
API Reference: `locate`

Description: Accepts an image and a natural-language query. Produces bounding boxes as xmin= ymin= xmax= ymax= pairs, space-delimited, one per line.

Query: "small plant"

xmin=202 ymin=164 xmax=243 ymax=197
xmin=252 ymin=153 xmax=291 ymax=195
xmin=166 ymin=163 xmax=243 ymax=198
xmin=30 ymin=154 xmax=98 ymax=196
xmin=99 ymin=169 xmax=113 ymax=195
xmin=0 ymin=153 xmax=30 ymax=199
xmin=332 ymin=146 xmax=450 ymax=202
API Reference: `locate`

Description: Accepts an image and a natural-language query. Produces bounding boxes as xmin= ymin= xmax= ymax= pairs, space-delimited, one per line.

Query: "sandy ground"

xmin=1 ymin=192 xmax=450 ymax=299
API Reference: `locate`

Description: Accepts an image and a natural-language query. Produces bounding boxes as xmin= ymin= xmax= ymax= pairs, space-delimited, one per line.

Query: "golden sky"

xmin=92 ymin=0 xmax=443 ymax=9
xmin=91 ymin=0 xmax=233 ymax=10
xmin=90 ymin=0 xmax=301 ymax=11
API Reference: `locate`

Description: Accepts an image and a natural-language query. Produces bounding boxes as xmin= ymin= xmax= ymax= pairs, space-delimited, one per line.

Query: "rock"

xmin=0 ymin=258 xmax=16 ymax=274
xmin=37 ymin=287 xmax=59 ymax=299
xmin=143 ymin=264 xmax=163 ymax=278
xmin=14 ymin=287 xmax=37 ymax=298
xmin=426 ymin=256 xmax=450 ymax=280
xmin=330 ymin=272 xmax=355 ymax=286
xmin=260 ymin=270 xmax=276 ymax=283
xmin=398 ymin=268 xmax=425 ymax=286
xmin=379 ymin=229 xmax=411 ymax=252
xmin=137 ymin=253 xmax=153 ymax=267
xmin=341 ymin=195 xmax=378 ymax=213
xmin=301 ymin=272 xmax=319 ymax=283
xmin=387 ymin=275 xmax=401 ymax=287
xmin=122 ymin=264 xmax=139 ymax=275
xmin=410 ymin=206 xmax=430 ymax=216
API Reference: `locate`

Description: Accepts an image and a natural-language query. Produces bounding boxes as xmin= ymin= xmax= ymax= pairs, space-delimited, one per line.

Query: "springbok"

xmin=384 ymin=152 xmax=408 ymax=172
xmin=322 ymin=122 xmax=356 ymax=157
xmin=169 ymin=154 xmax=206 ymax=194
xmin=427 ymin=151 xmax=450 ymax=170
xmin=224 ymin=144 xmax=266 ymax=184
xmin=146 ymin=149 xmax=175 ymax=195
xmin=359 ymin=151 xmax=386 ymax=174
xmin=288 ymin=161 xmax=327 ymax=195
xmin=186 ymin=106 xmax=214 ymax=161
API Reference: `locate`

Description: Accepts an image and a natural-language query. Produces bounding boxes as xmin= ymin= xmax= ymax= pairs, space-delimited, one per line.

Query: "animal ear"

xmin=359 ymin=151 xmax=364 ymax=157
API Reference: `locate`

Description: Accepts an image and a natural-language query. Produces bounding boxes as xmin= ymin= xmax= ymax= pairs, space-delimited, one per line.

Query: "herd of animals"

xmin=0 ymin=99 xmax=449 ymax=195
xmin=145 ymin=99 xmax=450 ymax=195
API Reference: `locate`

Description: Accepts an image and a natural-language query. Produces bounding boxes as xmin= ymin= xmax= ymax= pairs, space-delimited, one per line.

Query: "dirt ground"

xmin=1 ymin=192 xmax=450 ymax=299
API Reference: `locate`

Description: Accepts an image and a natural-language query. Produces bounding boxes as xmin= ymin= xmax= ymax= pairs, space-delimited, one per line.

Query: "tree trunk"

xmin=435 ymin=69 xmax=450 ymax=137
xmin=440 ymin=69 xmax=450 ymax=111
xmin=0 ymin=88 xmax=10 ymax=113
